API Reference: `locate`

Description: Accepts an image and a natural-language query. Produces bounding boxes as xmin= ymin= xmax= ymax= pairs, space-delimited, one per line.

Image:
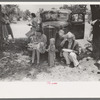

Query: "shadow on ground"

xmin=0 ymin=38 xmax=100 ymax=81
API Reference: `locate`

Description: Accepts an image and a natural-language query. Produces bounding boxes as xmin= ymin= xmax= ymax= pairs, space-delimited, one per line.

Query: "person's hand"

xmin=45 ymin=49 xmax=49 ymax=52
xmin=34 ymin=42 xmax=38 ymax=44
xmin=91 ymin=19 xmax=97 ymax=25
xmin=73 ymin=50 xmax=78 ymax=54
xmin=60 ymin=52 xmax=63 ymax=57
xmin=60 ymin=39 xmax=66 ymax=47
xmin=87 ymin=36 xmax=92 ymax=43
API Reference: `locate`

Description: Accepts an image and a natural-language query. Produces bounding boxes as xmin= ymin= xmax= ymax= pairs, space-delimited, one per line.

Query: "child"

xmin=28 ymin=32 xmax=38 ymax=50
xmin=28 ymin=32 xmax=39 ymax=65
xmin=38 ymin=42 xmax=46 ymax=54
xmin=47 ymin=38 xmax=56 ymax=67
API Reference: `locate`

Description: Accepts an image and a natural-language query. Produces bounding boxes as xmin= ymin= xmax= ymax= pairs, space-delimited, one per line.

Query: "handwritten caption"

xmin=47 ymin=82 xmax=57 ymax=85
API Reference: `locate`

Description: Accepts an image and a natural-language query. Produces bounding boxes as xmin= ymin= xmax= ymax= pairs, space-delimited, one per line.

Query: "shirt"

xmin=68 ymin=42 xmax=73 ymax=49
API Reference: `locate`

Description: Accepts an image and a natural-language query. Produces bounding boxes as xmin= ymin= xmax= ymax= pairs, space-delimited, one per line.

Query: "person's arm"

xmin=32 ymin=18 xmax=38 ymax=28
xmin=73 ymin=42 xmax=80 ymax=54
xmin=87 ymin=22 xmax=93 ymax=42
xmin=27 ymin=23 xmax=32 ymax=26
xmin=1 ymin=18 xmax=7 ymax=24
xmin=43 ymin=35 xmax=47 ymax=44
xmin=27 ymin=19 xmax=34 ymax=26
xmin=91 ymin=19 xmax=97 ymax=26
xmin=6 ymin=18 xmax=10 ymax=24
xmin=46 ymin=45 xmax=50 ymax=52
xmin=60 ymin=39 xmax=67 ymax=47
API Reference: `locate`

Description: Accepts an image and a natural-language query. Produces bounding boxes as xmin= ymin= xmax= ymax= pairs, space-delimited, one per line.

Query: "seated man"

xmin=60 ymin=32 xmax=81 ymax=68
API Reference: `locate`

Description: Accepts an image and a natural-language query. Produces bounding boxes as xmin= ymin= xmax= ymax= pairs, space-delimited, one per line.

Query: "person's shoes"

xmin=49 ymin=65 xmax=55 ymax=68
xmin=66 ymin=64 xmax=70 ymax=67
xmin=61 ymin=59 xmax=66 ymax=66
xmin=27 ymin=73 xmax=31 ymax=77
xmin=12 ymin=39 xmax=15 ymax=43
xmin=70 ymin=62 xmax=74 ymax=68
xmin=28 ymin=61 xmax=32 ymax=64
xmin=36 ymin=63 xmax=42 ymax=72
xmin=76 ymin=64 xmax=82 ymax=69
xmin=94 ymin=63 xmax=100 ymax=70
xmin=37 ymin=63 xmax=40 ymax=67
xmin=63 ymin=64 xmax=70 ymax=68
xmin=97 ymin=72 xmax=100 ymax=74
xmin=31 ymin=63 xmax=35 ymax=67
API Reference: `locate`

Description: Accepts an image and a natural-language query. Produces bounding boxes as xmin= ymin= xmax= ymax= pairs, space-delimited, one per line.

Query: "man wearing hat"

xmin=61 ymin=32 xmax=81 ymax=68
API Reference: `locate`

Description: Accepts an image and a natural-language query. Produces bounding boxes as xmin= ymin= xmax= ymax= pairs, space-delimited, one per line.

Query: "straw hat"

xmin=67 ymin=32 xmax=75 ymax=40
xmin=63 ymin=32 xmax=75 ymax=40
xmin=67 ymin=32 xmax=73 ymax=38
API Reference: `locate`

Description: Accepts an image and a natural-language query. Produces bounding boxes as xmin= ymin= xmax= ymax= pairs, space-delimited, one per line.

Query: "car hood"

xmin=42 ymin=21 xmax=69 ymax=28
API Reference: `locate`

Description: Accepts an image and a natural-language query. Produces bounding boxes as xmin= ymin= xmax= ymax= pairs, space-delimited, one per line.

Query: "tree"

xmin=60 ymin=5 xmax=87 ymax=14
xmin=23 ymin=10 xmax=31 ymax=20
xmin=2 ymin=5 xmax=17 ymax=21
xmin=15 ymin=7 xmax=23 ymax=21
xmin=2 ymin=5 xmax=22 ymax=22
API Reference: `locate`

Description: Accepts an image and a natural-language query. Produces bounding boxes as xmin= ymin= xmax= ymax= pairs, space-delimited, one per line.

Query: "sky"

xmin=18 ymin=4 xmax=90 ymax=14
xmin=19 ymin=5 xmax=63 ymax=13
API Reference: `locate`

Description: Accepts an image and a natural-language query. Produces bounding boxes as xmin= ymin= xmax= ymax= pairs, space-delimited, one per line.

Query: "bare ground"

xmin=0 ymin=21 xmax=100 ymax=81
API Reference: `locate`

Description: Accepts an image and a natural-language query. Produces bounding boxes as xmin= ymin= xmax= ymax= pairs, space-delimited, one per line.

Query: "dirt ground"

xmin=0 ymin=21 xmax=100 ymax=81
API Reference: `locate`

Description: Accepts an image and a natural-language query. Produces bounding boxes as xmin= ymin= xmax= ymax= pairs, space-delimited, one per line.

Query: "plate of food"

xmin=62 ymin=49 xmax=73 ymax=52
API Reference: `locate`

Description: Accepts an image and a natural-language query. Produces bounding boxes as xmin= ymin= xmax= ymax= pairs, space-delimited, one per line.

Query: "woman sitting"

xmin=28 ymin=29 xmax=47 ymax=66
xmin=60 ymin=32 xmax=81 ymax=68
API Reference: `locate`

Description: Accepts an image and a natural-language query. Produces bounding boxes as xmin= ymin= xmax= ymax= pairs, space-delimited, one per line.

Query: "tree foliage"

xmin=2 ymin=5 xmax=17 ymax=15
xmin=23 ymin=10 xmax=31 ymax=20
xmin=2 ymin=5 xmax=21 ymax=22
xmin=60 ymin=5 xmax=87 ymax=14
xmin=2 ymin=5 xmax=31 ymax=22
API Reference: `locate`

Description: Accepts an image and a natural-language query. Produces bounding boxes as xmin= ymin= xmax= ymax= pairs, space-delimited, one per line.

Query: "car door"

xmin=69 ymin=13 xmax=85 ymax=39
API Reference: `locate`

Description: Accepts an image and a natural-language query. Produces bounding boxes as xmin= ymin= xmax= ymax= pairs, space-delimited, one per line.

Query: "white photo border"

xmin=0 ymin=1 xmax=100 ymax=98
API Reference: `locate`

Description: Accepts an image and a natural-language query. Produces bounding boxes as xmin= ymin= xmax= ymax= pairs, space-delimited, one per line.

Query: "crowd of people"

xmin=26 ymin=13 xmax=82 ymax=68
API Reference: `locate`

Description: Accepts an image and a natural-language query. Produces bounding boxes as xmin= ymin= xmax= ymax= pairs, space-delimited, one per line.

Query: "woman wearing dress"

xmin=26 ymin=13 xmax=38 ymax=38
xmin=35 ymin=30 xmax=47 ymax=65
xmin=28 ymin=29 xmax=47 ymax=66
xmin=1 ymin=13 xmax=9 ymax=42
xmin=4 ymin=14 xmax=15 ymax=42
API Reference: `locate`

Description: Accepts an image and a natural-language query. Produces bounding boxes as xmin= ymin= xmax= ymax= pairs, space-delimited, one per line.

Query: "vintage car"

xmin=41 ymin=9 xmax=85 ymax=49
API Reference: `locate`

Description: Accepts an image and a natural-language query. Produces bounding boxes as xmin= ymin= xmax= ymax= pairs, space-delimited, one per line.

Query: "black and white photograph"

xmin=0 ymin=3 xmax=100 ymax=82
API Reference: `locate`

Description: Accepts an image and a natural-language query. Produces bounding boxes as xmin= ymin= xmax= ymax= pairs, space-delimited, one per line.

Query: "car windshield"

xmin=57 ymin=13 xmax=69 ymax=21
xmin=42 ymin=11 xmax=58 ymax=21
xmin=71 ymin=14 xmax=84 ymax=22
xmin=42 ymin=11 xmax=69 ymax=22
